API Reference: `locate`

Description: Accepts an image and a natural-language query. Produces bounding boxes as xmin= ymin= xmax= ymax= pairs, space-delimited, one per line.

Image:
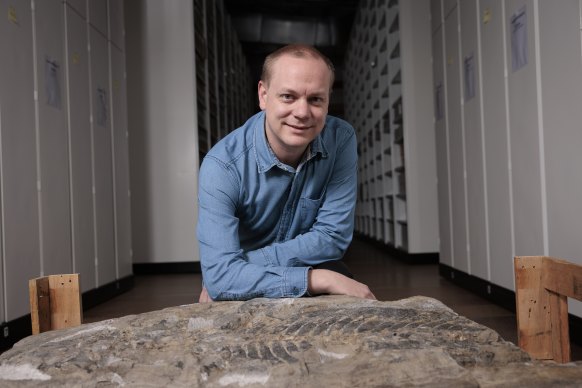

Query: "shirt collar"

xmin=254 ymin=111 xmax=329 ymax=174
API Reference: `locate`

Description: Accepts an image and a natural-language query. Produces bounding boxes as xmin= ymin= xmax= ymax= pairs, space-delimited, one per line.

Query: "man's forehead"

xmin=269 ymin=56 xmax=331 ymax=85
xmin=273 ymin=53 xmax=326 ymax=67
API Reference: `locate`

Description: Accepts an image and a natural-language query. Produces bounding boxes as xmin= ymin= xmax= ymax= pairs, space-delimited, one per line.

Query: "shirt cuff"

xmin=282 ymin=266 xmax=310 ymax=297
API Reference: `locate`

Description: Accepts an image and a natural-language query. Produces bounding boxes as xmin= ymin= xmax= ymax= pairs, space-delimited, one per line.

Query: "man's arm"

xmin=200 ymin=269 xmax=376 ymax=303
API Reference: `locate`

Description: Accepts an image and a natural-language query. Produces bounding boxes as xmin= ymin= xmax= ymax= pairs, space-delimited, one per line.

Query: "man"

xmin=197 ymin=44 xmax=375 ymax=302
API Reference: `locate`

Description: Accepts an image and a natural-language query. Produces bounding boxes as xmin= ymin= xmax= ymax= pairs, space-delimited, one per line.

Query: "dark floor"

xmin=84 ymin=237 xmax=582 ymax=360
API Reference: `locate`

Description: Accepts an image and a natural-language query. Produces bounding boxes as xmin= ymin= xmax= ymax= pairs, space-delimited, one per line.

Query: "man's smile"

xmin=285 ymin=123 xmax=312 ymax=130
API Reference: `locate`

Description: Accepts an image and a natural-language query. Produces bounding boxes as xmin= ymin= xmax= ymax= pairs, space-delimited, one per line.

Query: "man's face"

xmin=258 ymin=54 xmax=331 ymax=165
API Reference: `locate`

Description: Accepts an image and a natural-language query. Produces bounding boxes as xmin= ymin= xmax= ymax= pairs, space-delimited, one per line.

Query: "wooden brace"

xmin=515 ymin=256 xmax=582 ymax=363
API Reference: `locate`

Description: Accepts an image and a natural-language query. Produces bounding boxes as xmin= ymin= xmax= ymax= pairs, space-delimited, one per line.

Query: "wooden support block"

xmin=514 ymin=256 xmax=552 ymax=359
xmin=29 ymin=274 xmax=82 ymax=334
xmin=29 ymin=277 xmax=52 ymax=335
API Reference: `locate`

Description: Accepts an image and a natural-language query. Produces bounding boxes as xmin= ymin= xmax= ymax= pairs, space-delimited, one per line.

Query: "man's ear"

xmin=258 ymin=80 xmax=268 ymax=110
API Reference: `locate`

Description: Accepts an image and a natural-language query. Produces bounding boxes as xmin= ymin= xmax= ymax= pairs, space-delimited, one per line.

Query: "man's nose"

xmin=293 ymin=99 xmax=310 ymax=119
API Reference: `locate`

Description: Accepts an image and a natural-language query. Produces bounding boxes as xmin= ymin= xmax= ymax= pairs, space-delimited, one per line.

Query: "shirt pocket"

xmin=298 ymin=196 xmax=323 ymax=233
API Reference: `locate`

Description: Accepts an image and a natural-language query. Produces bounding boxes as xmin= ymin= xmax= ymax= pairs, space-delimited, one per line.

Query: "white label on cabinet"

xmin=511 ymin=6 xmax=528 ymax=72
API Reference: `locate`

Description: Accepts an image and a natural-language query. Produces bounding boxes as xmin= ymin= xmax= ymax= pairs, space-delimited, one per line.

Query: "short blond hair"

xmin=261 ymin=44 xmax=335 ymax=90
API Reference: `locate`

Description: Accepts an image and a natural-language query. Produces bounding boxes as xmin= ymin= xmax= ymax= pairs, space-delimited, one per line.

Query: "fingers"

xmin=346 ymin=279 xmax=376 ymax=300
xmin=308 ymin=269 xmax=376 ymax=300
xmin=361 ymin=287 xmax=377 ymax=301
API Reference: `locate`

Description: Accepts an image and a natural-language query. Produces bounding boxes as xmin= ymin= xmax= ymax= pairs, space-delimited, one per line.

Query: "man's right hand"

xmin=308 ymin=269 xmax=376 ymax=300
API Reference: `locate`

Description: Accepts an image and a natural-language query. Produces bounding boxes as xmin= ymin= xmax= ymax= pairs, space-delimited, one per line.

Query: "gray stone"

xmin=1 ymin=295 xmax=581 ymax=387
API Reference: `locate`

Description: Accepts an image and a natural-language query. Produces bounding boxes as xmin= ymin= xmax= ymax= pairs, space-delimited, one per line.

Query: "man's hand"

xmin=198 ymin=286 xmax=213 ymax=303
xmin=308 ymin=269 xmax=376 ymax=300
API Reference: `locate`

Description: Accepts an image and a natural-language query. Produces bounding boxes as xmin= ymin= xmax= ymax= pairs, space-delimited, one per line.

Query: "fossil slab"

xmin=1 ymin=295 xmax=582 ymax=387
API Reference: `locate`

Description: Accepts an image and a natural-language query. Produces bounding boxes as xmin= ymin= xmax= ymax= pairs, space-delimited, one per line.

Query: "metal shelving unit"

xmin=345 ymin=0 xmax=438 ymax=255
xmin=194 ymin=0 xmax=253 ymax=164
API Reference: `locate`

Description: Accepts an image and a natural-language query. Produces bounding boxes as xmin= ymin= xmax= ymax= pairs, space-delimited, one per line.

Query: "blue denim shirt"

xmin=197 ymin=111 xmax=357 ymax=301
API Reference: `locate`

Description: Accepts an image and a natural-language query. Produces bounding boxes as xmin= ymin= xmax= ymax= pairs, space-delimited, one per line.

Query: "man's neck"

xmin=272 ymin=144 xmax=307 ymax=169
xmin=265 ymin=131 xmax=308 ymax=169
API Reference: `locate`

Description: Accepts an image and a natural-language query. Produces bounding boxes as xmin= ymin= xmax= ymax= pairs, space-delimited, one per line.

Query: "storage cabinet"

xmin=111 ymin=43 xmax=132 ymax=279
xmin=432 ymin=0 xmax=582 ymax=318
xmin=460 ymin=0 xmax=488 ymax=279
xmin=0 ymin=0 xmax=131 ymax=323
xmin=345 ymin=0 xmax=438 ymax=255
xmin=432 ymin=19 xmax=452 ymax=268
xmin=90 ymin=26 xmax=116 ymax=286
xmin=65 ymin=4 xmax=96 ymax=292
xmin=34 ymin=0 xmax=72 ymax=278
xmin=444 ymin=4 xmax=468 ymax=273
xmin=478 ymin=0 xmax=513 ymax=290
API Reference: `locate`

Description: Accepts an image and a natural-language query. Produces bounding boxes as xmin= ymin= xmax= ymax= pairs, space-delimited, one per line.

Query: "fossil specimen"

xmin=1 ymin=295 xmax=581 ymax=387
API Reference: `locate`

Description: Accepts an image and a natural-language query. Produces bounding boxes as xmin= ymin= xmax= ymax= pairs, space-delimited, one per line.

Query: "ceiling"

xmin=223 ymin=0 xmax=360 ymax=114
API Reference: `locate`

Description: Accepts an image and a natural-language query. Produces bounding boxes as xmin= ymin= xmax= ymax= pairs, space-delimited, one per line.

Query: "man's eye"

xmin=310 ymin=97 xmax=324 ymax=104
xmin=281 ymin=94 xmax=293 ymax=101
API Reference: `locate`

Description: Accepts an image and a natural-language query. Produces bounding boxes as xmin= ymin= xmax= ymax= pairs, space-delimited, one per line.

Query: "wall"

xmin=125 ymin=0 xmax=200 ymax=264
xmin=432 ymin=0 xmax=582 ymax=317
xmin=0 ymin=0 xmax=131 ymax=325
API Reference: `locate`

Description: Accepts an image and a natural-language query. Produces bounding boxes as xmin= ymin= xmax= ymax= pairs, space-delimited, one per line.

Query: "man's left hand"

xmin=198 ymin=286 xmax=213 ymax=303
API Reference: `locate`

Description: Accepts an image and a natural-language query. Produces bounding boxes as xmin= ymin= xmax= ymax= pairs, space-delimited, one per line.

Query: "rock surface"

xmin=1 ymin=295 xmax=582 ymax=387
